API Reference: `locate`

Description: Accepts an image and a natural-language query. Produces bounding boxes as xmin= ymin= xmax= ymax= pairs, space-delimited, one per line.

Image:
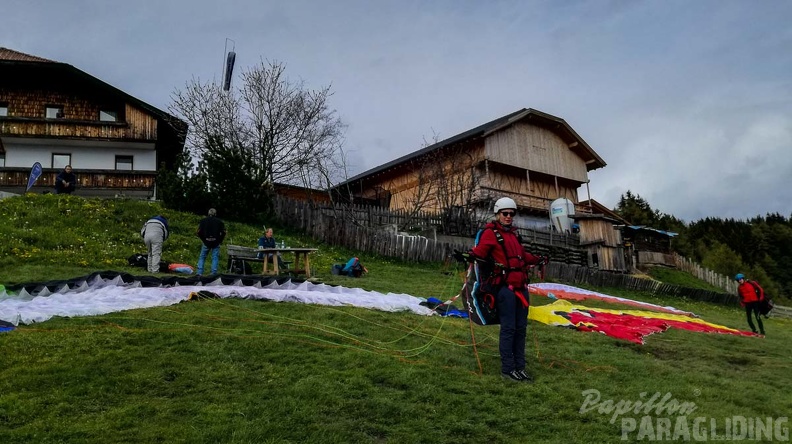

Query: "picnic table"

xmin=226 ymin=244 xmax=319 ymax=278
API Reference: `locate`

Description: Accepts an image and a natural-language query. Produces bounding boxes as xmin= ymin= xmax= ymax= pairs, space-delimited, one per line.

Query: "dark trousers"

xmin=745 ymin=301 xmax=765 ymax=334
xmin=497 ymin=286 xmax=529 ymax=374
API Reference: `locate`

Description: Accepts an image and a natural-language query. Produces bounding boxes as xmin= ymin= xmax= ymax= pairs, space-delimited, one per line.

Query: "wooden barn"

xmin=574 ymin=199 xmax=630 ymax=271
xmin=334 ymin=108 xmax=607 ymax=234
xmin=273 ymin=183 xmax=332 ymax=204
xmin=0 ymin=47 xmax=186 ymax=198
xmin=621 ymin=225 xmax=678 ymax=269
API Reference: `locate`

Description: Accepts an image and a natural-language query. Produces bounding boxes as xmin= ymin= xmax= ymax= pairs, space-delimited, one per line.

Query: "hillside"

xmin=1 ymin=194 xmax=791 ymax=443
xmin=0 ymin=194 xmax=451 ymax=297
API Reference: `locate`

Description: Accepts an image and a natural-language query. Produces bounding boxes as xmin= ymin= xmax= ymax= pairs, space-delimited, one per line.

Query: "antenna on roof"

xmin=222 ymin=38 xmax=236 ymax=91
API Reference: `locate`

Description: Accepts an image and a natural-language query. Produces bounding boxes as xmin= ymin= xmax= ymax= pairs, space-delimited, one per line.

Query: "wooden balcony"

xmin=0 ymin=116 xmax=156 ymax=141
xmin=0 ymin=167 xmax=156 ymax=198
xmin=476 ymin=186 xmax=593 ymax=215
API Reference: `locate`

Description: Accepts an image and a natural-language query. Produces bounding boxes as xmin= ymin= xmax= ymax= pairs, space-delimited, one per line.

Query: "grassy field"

xmin=1 ymin=194 xmax=790 ymax=443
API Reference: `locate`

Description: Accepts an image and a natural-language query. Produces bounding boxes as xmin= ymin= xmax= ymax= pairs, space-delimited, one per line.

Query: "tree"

xmin=396 ymin=132 xmax=484 ymax=235
xmin=155 ymin=153 xmax=211 ymax=215
xmin=168 ymin=60 xmax=346 ymax=220
xmin=614 ymin=191 xmax=656 ymax=226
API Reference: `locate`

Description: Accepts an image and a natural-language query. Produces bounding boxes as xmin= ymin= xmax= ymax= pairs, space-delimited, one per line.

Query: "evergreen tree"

xmin=614 ymin=191 xmax=657 ymax=226
xmin=612 ymin=192 xmax=790 ymax=301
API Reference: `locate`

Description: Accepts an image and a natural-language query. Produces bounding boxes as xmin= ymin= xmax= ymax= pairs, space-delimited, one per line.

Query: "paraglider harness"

xmin=464 ymin=227 xmax=540 ymax=325
xmin=747 ymin=280 xmax=774 ymax=317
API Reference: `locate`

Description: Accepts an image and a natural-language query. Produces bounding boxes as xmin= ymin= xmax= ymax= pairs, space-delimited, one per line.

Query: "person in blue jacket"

xmin=257 ymin=227 xmax=284 ymax=268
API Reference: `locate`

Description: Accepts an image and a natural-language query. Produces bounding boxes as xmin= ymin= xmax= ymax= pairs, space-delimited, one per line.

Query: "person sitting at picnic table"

xmin=257 ymin=228 xmax=285 ymax=269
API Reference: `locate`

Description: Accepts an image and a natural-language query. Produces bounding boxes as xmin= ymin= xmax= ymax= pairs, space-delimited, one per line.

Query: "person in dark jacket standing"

xmin=196 ymin=208 xmax=226 ymax=275
xmin=456 ymin=197 xmax=545 ymax=383
xmin=55 ymin=165 xmax=76 ymax=194
xmin=736 ymin=273 xmax=766 ymax=335
xmin=141 ymin=215 xmax=169 ymax=273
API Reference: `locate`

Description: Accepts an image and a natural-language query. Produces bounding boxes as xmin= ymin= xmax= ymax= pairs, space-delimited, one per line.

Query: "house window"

xmin=0 ymin=153 xmax=5 ymax=167
xmin=46 ymin=105 xmax=64 ymax=119
xmin=115 ymin=155 xmax=133 ymax=171
xmin=0 ymin=103 xmax=8 ymax=117
xmin=52 ymin=153 xmax=71 ymax=169
xmin=99 ymin=110 xmax=118 ymax=122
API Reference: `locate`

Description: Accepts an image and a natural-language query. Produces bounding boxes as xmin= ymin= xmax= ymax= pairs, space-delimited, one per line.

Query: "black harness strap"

xmin=492 ymin=229 xmax=524 ymax=272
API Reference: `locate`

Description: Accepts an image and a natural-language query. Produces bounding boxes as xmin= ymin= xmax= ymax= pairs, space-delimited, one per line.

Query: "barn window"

xmin=46 ymin=105 xmax=64 ymax=119
xmin=52 ymin=153 xmax=71 ymax=169
xmin=115 ymin=155 xmax=133 ymax=171
xmin=99 ymin=110 xmax=118 ymax=122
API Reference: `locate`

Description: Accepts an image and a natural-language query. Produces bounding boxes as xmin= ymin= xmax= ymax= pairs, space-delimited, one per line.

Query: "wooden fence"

xmin=272 ymin=196 xmax=471 ymax=262
xmin=673 ymin=254 xmax=738 ymax=294
xmin=270 ymin=195 xmax=753 ymax=307
xmin=271 ymin=195 xmax=584 ymax=262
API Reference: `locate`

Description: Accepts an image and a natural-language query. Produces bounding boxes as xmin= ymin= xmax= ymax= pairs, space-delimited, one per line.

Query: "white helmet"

xmin=493 ymin=197 xmax=517 ymax=214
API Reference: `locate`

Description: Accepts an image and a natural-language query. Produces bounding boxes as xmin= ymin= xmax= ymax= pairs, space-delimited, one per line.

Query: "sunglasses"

xmin=500 ymin=211 xmax=516 ymax=217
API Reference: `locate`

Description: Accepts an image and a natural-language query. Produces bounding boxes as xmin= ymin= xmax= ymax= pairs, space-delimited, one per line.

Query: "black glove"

xmin=452 ymin=249 xmax=472 ymax=264
xmin=538 ymin=255 xmax=550 ymax=265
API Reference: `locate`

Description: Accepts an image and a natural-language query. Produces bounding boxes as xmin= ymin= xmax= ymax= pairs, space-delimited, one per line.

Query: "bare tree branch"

xmin=169 ymin=59 xmax=346 ymax=193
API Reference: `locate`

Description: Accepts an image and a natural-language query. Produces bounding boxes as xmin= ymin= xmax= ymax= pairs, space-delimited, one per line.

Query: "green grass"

xmin=647 ymin=266 xmax=727 ymax=292
xmin=1 ymin=194 xmax=791 ymax=443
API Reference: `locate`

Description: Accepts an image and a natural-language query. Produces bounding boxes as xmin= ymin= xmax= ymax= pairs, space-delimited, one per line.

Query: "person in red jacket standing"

xmin=463 ymin=197 xmax=544 ymax=382
xmin=736 ymin=273 xmax=765 ymax=335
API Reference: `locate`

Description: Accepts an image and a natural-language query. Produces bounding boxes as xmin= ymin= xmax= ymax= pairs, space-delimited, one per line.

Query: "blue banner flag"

xmin=26 ymin=162 xmax=43 ymax=192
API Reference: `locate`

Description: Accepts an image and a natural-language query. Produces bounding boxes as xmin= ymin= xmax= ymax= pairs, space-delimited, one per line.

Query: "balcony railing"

xmin=0 ymin=117 xmax=153 ymax=141
xmin=0 ymin=167 xmax=156 ymax=195
xmin=476 ymin=186 xmax=593 ymax=215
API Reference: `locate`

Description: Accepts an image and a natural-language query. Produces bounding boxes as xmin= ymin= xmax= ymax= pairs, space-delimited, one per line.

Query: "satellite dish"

xmin=223 ymin=51 xmax=236 ymax=91
xmin=549 ymin=198 xmax=575 ymax=233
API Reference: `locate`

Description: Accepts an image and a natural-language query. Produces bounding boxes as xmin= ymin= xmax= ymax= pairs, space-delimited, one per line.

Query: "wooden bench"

xmin=226 ymin=245 xmax=260 ymax=275
xmin=226 ymin=244 xmax=292 ymax=275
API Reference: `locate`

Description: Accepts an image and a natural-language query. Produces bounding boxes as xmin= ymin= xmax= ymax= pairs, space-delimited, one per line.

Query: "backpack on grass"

xmin=340 ymin=257 xmax=368 ymax=278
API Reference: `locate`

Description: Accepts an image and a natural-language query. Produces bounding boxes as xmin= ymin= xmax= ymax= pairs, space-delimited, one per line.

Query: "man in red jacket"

xmin=467 ymin=197 xmax=544 ymax=382
xmin=736 ymin=273 xmax=765 ymax=335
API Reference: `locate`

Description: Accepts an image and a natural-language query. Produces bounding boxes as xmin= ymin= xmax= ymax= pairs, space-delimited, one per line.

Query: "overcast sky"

xmin=4 ymin=0 xmax=791 ymax=223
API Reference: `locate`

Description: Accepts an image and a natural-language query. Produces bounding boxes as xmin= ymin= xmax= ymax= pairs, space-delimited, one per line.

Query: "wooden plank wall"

xmin=585 ymin=244 xmax=627 ymax=271
xmin=484 ymin=123 xmax=588 ymax=182
xmin=483 ymin=168 xmax=579 ymax=202
xmin=125 ymin=104 xmax=157 ymax=140
xmin=638 ymin=251 xmax=675 ymax=267
xmin=577 ymin=219 xmax=621 ymax=246
xmin=0 ymin=89 xmax=102 ymax=120
xmin=0 ymin=89 xmax=157 ymax=141
xmin=359 ymin=147 xmax=483 ymax=212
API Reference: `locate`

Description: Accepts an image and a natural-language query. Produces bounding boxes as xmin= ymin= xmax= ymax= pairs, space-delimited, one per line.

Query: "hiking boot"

xmin=501 ymin=370 xmax=524 ymax=382
xmin=516 ymin=369 xmax=534 ymax=383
